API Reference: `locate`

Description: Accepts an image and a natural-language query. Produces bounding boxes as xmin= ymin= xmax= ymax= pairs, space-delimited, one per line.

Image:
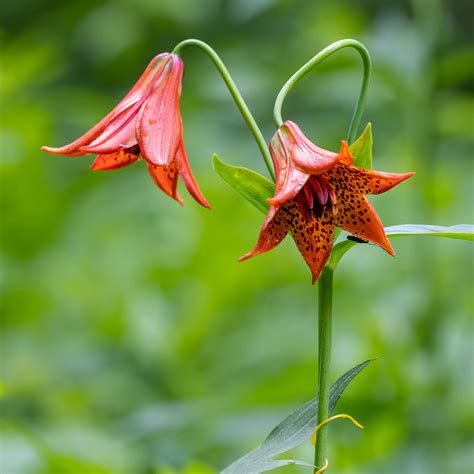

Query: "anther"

xmin=309 ymin=177 xmax=328 ymax=205
xmin=303 ymin=184 xmax=314 ymax=209
xmin=328 ymin=187 xmax=337 ymax=215
xmin=317 ymin=176 xmax=329 ymax=205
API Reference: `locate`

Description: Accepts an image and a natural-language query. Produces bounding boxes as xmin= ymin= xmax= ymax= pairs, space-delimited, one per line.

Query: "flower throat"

xmin=298 ymin=175 xmax=338 ymax=221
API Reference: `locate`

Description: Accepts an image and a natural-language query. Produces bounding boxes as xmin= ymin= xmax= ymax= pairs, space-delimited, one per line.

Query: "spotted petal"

xmin=289 ymin=204 xmax=335 ymax=283
xmin=334 ymin=196 xmax=395 ymax=256
xmin=240 ymin=201 xmax=335 ymax=283
xmin=147 ymin=161 xmax=183 ymax=205
xmin=326 ymin=164 xmax=414 ymax=196
xmin=239 ymin=206 xmax=289 ymax=262
xmin=90 ymin=147 xmax=140 ymax=170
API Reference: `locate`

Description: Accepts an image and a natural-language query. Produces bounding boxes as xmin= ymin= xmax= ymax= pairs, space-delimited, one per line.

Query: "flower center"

xmin=128 ymin=144 xmax=141 ymax=156
xmin=298 ymin=175 xmax=337 ymax=220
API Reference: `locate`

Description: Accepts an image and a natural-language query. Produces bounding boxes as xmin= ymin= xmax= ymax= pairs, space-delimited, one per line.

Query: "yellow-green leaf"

xmin=349 ymin=122 xmax=372 ymax=169
xmin=212 ymin=154 xmax=274 ymax=214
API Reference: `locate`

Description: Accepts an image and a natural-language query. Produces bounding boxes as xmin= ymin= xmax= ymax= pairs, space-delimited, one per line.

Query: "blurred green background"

xmin=1 ymin=0 xmax=473 ymax=473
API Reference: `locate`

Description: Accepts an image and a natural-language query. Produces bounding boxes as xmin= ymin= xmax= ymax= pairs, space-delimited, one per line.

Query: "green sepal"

xmin=212 ymin=154 xmax=274 ymax=214
xmin=349 ymin=122 xmax=372 ymax=169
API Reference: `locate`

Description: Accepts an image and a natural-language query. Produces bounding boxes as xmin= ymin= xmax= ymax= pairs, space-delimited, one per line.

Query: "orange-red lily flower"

xmin=240 ymin=121 xmax=415 ymax=283
xmin=42 ymin=53 xmax=210 ymax=208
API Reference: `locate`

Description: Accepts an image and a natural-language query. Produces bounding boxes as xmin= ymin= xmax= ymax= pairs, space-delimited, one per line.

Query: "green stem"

xmin=273 ymin=39 xmax=371 ymax=144
xmin=172 ymin=39 xmax=275 ymax=180
xmin=314 ymin=267 xmax=333 ymax=472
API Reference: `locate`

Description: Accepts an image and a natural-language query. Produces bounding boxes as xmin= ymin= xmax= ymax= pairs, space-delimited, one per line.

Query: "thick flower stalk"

xmin=42 ymin=53 xmax=210 ymax=208
xmin=240 ymin=121 xmax=415 ymax=283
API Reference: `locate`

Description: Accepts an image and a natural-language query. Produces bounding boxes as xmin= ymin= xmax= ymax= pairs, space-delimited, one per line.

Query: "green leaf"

xmin=47 ymin=455 xmax=112 ymax=474
xmin=384 ymin=224 xmax=474 ymax=241
xmin=212 ymin=154 xmax=274 ymax=214
xmin=223 ymin=459 xmax=313 ymax=474
xmin=326 ymin=240 xmax=357 ymax=271
xmin=328 ymin=224 xmax=473 ymax=271
xmin=349 ymin=123 xmax=372 ymax=169
xmin=221 ymin=359 xmax=374 ymax=474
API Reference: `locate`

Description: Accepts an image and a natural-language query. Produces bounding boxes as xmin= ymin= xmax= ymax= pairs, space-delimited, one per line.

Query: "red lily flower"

xmin=42 ymin=53 xmax=210 ymax=208
xmin=240 ymin=121 xmax=415 ymax=283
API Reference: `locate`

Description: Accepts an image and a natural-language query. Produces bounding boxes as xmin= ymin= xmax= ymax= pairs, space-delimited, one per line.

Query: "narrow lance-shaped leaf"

xmin=328 ymin=224 xmax=474 ymax=271
xmin=384 ymin=224 xmax=473 ymax=241
xmin=221 ymin=359 xmax=374 ymax=474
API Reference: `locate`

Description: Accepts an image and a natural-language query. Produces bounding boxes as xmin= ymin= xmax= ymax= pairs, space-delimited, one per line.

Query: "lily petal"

xmin=281 ymin=121 xmax=342 ymax=174
xmin=42 ymin=53 xmax=168 ymax=157
xmin=240 ymin=201 xmax=335 ymax=284
xmin=138 ymin=55 xmax=184 ymax=166
xmin=268 ymin=164 xmax=310 ymax=206
xmin=326 ymin=164 xmax=414 ymax=197
xmin=290 ymin=204 xmax=335 ymax=283
xmin=175 ymin=143 xmax=211 ymax=208
xmin=357 ymin=169 xmax=415 ymax=195
xmin=90 ymin=147 xmax=140 ymax=171
xmin=79 ymin=104 xmax=141 ymax=154
xmin=334 ymin=196 xmax=395 ymax=256
xmin=147 ymin=161 xmax=183 ymax=205
xmin=239 ymin=206 xmax=289 ymax=261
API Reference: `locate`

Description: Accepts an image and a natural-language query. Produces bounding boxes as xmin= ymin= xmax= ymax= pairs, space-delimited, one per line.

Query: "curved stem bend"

xmin=172 ymin=39 xmax=275 ymax=180
xmin=273 ymin=39 xmax=371 ymax=144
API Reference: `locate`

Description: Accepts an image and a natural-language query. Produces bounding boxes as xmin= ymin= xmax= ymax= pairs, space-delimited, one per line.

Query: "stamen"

xmin=304 ymin=176 xmax=339 ymax=218
xmin=328 ymin=187 xmax=337 ymax=215
xmin=317 ymin=176 xmax=329 ymax=205
xmin=309 ymin=176 xmax=328 ymax=205
xmin=328 ymin=187 xmax=337 ymax=205
xmin=303 ymin=184 xmax=314 ymax=209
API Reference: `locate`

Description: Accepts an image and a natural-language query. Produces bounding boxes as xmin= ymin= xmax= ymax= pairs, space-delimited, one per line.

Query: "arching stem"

xmin=172 ymin=39 xmax=275 ymax=180
xmin=273 ymin=39 xmax=371 ymax=144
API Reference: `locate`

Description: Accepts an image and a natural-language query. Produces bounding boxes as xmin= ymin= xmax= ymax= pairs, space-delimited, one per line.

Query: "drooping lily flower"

xmin=240 ymin=121 xmax=415 ymax=283
xmin=42 ymin=53 xmax=210 ymax=208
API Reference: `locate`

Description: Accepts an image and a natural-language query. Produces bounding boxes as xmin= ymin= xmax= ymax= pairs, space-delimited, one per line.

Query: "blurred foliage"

xmin=1 ymin=0 xmax=473 ymax=473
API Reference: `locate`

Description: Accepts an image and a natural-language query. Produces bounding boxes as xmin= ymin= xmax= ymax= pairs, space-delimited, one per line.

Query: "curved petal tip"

xmin=41 ymin=145 xmax=86 ymax=157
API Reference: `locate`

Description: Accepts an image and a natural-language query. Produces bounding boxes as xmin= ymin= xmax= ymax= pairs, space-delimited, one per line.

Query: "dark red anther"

xmin=309 ymin=176 xmax=328 ymax=205
xmin=303 ymin=184 xmax=314 ymax=209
